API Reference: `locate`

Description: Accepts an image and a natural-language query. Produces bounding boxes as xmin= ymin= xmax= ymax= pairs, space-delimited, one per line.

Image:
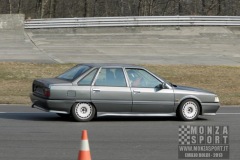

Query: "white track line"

xmin=0 ymin=112 xmax=50 ymax=114
xmin=217 ymin=113 xmax=240 ymax=115
xmin=0 ymin=112 xmax=239 ymax=114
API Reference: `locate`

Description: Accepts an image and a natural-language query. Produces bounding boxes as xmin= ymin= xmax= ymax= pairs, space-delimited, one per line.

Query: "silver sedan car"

xmin=30 ymin=63 xmax=220 ymax=121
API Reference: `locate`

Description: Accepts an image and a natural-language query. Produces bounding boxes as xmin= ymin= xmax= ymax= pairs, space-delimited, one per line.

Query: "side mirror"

xmin=162 ymin=83 xmax=167 ymax=89
xmin=155 ymin=83 xmax=164 ymax=90
xmin=158 ymin=83 xmax=163 ymax=89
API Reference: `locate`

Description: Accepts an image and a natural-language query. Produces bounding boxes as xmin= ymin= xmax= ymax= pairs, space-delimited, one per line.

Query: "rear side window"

xmin=57 ymin=65 xmax=91 ymax=81
xmin=78 ymin=69 xmax=98 ymax=86
xmin=94 ymin=68 xmax=127 ymax=87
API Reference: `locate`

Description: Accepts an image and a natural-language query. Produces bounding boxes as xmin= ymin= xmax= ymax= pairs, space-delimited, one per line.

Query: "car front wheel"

xmin=71 ymin=103 xmax=96 ymax=122
xmin=178 ymin=99 xmax=200 ymax=121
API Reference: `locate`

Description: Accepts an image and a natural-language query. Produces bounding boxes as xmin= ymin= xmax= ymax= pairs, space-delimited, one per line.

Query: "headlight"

xmin=214 ymin=97 xmax=220 ymax=103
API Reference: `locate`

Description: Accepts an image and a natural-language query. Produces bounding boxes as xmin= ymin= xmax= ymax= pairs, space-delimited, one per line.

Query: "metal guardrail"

xmin=24 ymin=16 xmax=240 ymax=29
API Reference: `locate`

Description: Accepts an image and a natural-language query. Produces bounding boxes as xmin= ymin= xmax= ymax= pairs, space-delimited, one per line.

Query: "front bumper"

xmin=30 ymin=93 xmax=74 ymax=114
xmin=201 ymin=102 xmax=220 ymax=115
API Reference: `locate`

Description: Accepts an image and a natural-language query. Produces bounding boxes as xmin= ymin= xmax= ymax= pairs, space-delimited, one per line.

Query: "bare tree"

xmin=162 ymin=0 xmax=171 ymax=15
xmin=49 ymin=0 xmax=56 ymax=18
xmin=17 ymin=0 xmax=22 ymax=13
xmin=8 ymin=0 xmax=12 ymax=14
xmin=176 ymin=0 xmax=183 ymax=15
xmin=206 ymin=0 xmax=218 ymax=15
xmin=83 ymin=0 xmax=87 ymax=17
xmin=92 ymin=0 xmax=97 ymax=16
xmin=217 ymin=0 xmax=221 ymax=15
xmin=201 ymin=0 xmax=206 ymax=15
xmin=1 ymin=0 xmax=240 ymax=18
xmin=41 ymin=0 xmax=49 ymax=18
xmin=138 ymin=0 xmax=142 ymax=16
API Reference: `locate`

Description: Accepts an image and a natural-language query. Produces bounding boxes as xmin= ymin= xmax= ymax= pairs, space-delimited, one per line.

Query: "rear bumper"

xmin=201 ymin=102 xmax=220 ymax=115
xmin=30 ymin=93 xmax=74 ymax=114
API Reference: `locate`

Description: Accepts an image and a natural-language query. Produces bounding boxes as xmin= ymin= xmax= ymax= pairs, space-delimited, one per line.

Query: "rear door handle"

xmin=133 ymin=90 xmax=141 ymax=94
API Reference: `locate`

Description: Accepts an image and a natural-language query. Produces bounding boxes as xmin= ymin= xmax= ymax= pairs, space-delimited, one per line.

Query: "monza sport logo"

xmin=178 ymin=125 xmax=229 ymax=159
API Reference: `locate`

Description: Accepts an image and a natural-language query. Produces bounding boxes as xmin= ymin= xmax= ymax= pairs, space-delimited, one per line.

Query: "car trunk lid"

xmin=32 ymin=78 xmax=71 ymax=98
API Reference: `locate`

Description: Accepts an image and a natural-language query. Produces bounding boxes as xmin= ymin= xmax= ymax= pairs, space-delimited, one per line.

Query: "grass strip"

xmin=0 ymin=62 xmax=239 ymax=105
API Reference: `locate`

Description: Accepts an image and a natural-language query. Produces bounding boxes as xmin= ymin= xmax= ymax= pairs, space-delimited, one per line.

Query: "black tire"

xmin=178 ymin=99 xmax=200 ymax=121
xmin=71 ymin=103 xmax=96 ymax=122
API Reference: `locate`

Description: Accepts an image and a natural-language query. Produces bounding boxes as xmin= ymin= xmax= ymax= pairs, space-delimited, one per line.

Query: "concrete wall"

xmin=0 ymin=14 xmax=24 ymax=29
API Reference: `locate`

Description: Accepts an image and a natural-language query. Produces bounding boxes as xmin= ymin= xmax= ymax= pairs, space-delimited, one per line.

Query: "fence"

xmin=24 ymin=16 xmax=240 ymax=29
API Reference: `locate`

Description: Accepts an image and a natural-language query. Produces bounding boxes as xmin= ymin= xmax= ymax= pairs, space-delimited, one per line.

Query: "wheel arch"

xmin=176 ymin=97 xmax=203 ymax=115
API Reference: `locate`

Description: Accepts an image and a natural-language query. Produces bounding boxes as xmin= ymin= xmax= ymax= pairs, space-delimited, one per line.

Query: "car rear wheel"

xmin=71 ymin=103 xmax=96 ymax=122
xmin=178 ymin=99 xmax=200 ymax=121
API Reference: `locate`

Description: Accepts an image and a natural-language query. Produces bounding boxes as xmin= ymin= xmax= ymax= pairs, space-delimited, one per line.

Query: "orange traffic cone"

xmin=78 ymin=130 xmax=91 ymax=160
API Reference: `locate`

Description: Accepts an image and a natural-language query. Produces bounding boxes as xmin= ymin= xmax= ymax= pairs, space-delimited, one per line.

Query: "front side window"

xmin=94 ymin=68 xmax=127 ymax=87
xmin=57 ymin=65 xmax=91 ymax=81
xmin=126 ymin=68 xmax=162 ymax=88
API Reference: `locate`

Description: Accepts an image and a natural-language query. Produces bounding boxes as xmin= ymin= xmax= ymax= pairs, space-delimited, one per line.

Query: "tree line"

xmin=0 ymin=0 xmax=239 ymax=19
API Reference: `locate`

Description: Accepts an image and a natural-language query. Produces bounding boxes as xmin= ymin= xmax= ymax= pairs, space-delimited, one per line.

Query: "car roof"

xmin=80 ymin=63 xmax=142 ymax=68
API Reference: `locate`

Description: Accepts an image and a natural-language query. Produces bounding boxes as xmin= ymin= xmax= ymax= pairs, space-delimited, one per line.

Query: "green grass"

xmin=0 ymin=62 xmax=239 ymax=105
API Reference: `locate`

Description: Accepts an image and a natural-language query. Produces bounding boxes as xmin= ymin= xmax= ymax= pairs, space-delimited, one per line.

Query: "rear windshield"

xmin=57 ymin=65 xmax=91 ymax=81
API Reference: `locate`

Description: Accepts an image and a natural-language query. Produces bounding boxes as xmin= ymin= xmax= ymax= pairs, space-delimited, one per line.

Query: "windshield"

xmin=57 ymin=65 xmax=91 ymax=81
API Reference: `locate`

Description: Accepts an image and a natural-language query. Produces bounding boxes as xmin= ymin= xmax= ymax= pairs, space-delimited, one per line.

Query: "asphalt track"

xmin=0 ymin=105 xmax=239 ymax=160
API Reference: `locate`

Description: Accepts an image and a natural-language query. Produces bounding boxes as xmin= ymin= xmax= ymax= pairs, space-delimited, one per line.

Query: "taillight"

xmin=43 ymin=88 xmax=50 ymax=97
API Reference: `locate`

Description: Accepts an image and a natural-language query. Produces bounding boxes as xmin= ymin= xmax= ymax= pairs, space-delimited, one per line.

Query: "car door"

xmin=126 ymin=68 xmax=175 ymax=113
xmin=74 ymin=68 xmax=99 ymax=102
xmin=91 ymin=67 xmax=132 ymax=112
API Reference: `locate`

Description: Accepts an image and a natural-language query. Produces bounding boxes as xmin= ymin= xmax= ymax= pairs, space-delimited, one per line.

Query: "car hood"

xmin=173 ymin=85 xmax=214 ymax=94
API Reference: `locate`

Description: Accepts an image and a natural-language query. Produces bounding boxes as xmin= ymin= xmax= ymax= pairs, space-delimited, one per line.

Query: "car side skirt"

xmin=97 ymin=112 xmax=176 ymax=117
